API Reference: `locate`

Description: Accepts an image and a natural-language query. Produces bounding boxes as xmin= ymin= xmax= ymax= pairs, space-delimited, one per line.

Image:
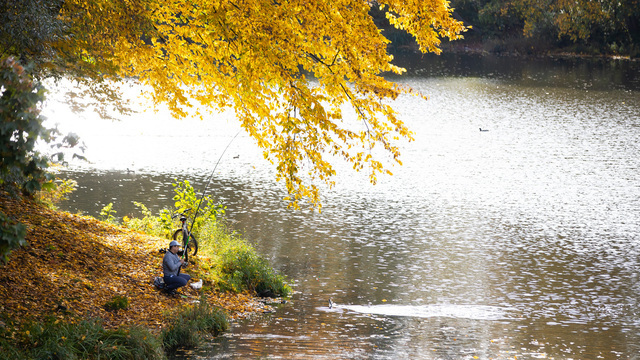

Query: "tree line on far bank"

xmin=375 ymin=0 xmax=640 ymax=57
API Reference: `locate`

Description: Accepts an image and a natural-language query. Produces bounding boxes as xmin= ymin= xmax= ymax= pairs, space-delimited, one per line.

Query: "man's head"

xmin=169 ymin=240 xmax=180 ymax=254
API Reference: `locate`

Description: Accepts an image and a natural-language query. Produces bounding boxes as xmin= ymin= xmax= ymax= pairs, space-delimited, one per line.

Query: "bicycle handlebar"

xmin=171 ymin=208 xmax=192 ymax=219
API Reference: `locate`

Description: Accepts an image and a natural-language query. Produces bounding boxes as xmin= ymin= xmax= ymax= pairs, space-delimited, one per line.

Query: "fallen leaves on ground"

xmin=0 ymin=193 xmax=269 ymax=331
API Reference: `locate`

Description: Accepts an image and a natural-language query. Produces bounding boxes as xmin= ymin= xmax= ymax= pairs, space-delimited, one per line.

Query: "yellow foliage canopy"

xmin=54 ymin=0 xmax=465 ymax=209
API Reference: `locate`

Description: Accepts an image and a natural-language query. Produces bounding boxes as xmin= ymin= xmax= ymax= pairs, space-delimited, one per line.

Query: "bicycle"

xmin=172 ymin=208 xmax=199 ymax=262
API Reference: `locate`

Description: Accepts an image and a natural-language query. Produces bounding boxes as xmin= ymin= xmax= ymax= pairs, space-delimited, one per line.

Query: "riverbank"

xmin=0 ymin=192 xmax=273 ymax=355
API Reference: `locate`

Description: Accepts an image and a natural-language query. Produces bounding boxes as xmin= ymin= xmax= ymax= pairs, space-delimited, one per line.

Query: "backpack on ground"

xmin=153 ymin=276 xmax=165 ymax=289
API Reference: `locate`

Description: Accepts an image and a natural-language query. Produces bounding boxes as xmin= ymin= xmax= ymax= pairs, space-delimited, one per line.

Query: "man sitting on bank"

xmin=163 ymin=240 xmax=191 ymax=295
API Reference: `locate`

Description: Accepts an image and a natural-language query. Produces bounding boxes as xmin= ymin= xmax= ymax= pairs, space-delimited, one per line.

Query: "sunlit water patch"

xmin=322 ymin=303 xmax=513 ymax=321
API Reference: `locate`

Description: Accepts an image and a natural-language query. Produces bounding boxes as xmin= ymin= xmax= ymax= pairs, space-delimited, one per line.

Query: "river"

xmin=46 ymin=53 xmax=640 ymax=359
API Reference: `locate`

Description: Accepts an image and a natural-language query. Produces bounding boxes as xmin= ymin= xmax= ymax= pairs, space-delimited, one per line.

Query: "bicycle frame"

xmin=172 ymin=209 xmax=198 ymax=261
xmin=179 ymin=214 xmax=190 ymax=245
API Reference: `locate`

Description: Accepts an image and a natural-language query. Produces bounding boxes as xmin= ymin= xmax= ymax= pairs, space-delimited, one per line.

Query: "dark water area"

xmin=391 ymin=52 xmax=640 ymax=92
xmin=51 ymin=53 xmax=640 ymax=359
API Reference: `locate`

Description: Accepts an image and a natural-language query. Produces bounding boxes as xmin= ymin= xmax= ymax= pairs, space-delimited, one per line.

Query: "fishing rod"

xmin=187 ymin=130 xmax=242 ymax=239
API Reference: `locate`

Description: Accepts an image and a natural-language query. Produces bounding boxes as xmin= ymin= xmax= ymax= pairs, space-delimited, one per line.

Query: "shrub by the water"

xmin=217 ymin=245 xmax=290 ymax=297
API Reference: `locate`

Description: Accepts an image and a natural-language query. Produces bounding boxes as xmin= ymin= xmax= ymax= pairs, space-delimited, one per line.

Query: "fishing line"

xmin=189 ymin=130 xmax=242 ymax=235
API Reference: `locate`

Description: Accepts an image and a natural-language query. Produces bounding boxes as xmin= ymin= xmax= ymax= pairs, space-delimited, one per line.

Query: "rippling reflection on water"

xmin=53 ymin=54 xmax=640 ymax=359
xmin=330 ymin=304 xmax=512 ymax=320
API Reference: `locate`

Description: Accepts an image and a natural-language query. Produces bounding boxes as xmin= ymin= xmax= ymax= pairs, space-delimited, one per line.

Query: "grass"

xmin=0 ymin=301 xmax=230 ymax=358
xmin=0 ymin=317 xmax=164 ymax=360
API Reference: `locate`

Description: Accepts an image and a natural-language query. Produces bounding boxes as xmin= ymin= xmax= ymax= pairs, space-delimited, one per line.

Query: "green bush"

xmin=0 ymin=57 xmax=51 ymax=196
xmin=162 ymin=300 xmax=228 ymax=353
xmin=217 ymin=245 xmax=290 ymax=297
xmin=0 ymin=57 xmax=50 ymax=264
xmin=36 ymin=178 xmax=77 ymax=210
xmin=0 ymin=212 xmax=27 ymax=264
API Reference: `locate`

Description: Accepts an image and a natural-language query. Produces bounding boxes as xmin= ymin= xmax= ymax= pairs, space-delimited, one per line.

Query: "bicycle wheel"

xmin=172 ymin=230 xmax=198 ymax=259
